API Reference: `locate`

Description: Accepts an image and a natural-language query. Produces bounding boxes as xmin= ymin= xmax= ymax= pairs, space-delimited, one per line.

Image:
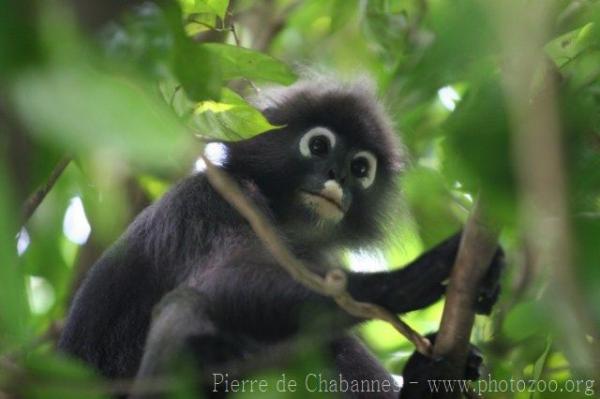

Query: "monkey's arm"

xmin=201 ymin=232 xmax=501 ymax=338
xmin=347 ymin=233 xmax=461 ymax=314
xmin=348 ymin=232 xmax=503 ymax=315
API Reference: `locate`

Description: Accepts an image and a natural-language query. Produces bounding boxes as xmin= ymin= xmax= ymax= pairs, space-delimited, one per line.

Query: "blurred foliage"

xmin=1 ymin=0 xmax=600 ymax=398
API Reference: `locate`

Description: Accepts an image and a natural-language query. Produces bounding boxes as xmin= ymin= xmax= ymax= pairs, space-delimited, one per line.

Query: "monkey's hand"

xmin=399 ymin=333 xmax=483 ymax=399
xmin=473 ymin=246 xmax=504 ymax=315
xmin=346 ymin=233 xmax=504 ymax=316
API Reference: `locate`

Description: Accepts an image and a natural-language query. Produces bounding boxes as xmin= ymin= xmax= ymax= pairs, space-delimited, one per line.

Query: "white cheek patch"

xmin=194 ymin=142 xmax=229 ymax=172
xmin=299 ymin=127 xmax=336 ymax=157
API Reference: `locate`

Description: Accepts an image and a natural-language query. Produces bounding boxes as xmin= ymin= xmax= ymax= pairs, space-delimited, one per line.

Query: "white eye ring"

xmin=352 ymin=151 xmax=377 ymax=189
xmin=299 ymin=127 xmax=336 ymax=157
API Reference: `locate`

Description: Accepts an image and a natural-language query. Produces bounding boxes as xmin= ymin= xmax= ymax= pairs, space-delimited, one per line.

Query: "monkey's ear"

xmin=259 ymin=106 xmax=278 ymax=123
xmin=390 ymin=141 xmax=410 ymax=173
xmin=390 ymin=159 xmax=407 ymax=173
xmin=257 ymin=106 xmax=289 ymax=130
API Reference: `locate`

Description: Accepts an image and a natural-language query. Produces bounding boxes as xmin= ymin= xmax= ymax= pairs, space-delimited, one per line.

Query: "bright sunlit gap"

xmin=63 ymin=196 xmax=91 ymax=245
xmin=348 ymin=249 xmax=389 ymax=272
xmin=437 ymin=86 xmax=460 ymax=111
xmin=27 ymin=276 xmax=55 ymax=315
xmin=195 ymin=142 xmax=229 ymax=172
xmin=453 ymin=181 xmax=474 ymax=203
xmin=16 ymin=227 xmax=30 ymax=256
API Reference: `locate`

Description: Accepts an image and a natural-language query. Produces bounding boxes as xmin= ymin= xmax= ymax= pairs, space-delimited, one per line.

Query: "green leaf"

xmin=11 ymin=67 xmax=193 ymax=171
xmin=0 ymin=168 xmax=30 ymax=349
xmin=137 ymin=175 xmax=170 ymax=200
xmin=19 ymin=163 xmax=86 ymax=319
xmin=363 ymin=0 xmax=407 ymax=58
xmin=0 ymin=0 xmax=42 ymax=76
xmin=503 ymin=302 xmax=550 ymax=341
xmin=22 ymin=353 xmax=108 ymax=399
xmin=203 ymin=43 xmax=296 ymax=84
xmin=530 ymin=338 xmax=552 ymax=398
xmin=402 ymin=166 xmax=463 ymax=247
xmin=201 ymin=0 xmax=229 ymax=20
xmin=193 ymin=88 xmax=278 ymax=139
xmin=173 ymin=40 xmax=222 ymax=101
xmin=442 ymin=79 xmax=517 ymax=226
xmin=400 ymin=0 xmax=496 ymax=95
xmin=545 ymin=23 xmax=600 ymax=68
xmin=185 ymin=12 xmax=219 ymax=34
xmin=102 ymin=3 xmax=175 ymax=81
xmin=330 ymin=0 xmax=356 ymax=32
xmin=179 ymin=0 xmax=229 ymax=20
xmin=164 ymin=2 xmax=222 ymax=101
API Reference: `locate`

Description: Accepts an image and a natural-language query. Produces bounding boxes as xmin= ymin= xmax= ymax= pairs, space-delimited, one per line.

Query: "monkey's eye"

xmin=309 ymin=136 xmax=329 ymax=156
xmin=351 ymin=157 xmax=369 ymax=177
xmin=351 ymin=151 xmax=377 ymax=189
xmin=299 ymin=127 xmax=336 ymax=158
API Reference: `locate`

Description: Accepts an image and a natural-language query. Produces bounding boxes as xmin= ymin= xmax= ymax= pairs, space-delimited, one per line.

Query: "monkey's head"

xmin=220 ymin=79 xmax=406 ymax=248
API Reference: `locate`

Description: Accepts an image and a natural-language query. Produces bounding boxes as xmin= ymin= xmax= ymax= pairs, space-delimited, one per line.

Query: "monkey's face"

xmin=224 ymin=81 xmax=403 ymax=247
xmin=224 ymin=124 xmax=394 ymax=247
xmin=293 ymin=126 xmax=378 ymax=229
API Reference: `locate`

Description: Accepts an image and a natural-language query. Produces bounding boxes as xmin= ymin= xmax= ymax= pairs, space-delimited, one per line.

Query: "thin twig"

xmin=201 ymin=155 xmax=432 ymax=355
xmin=229 ymin=16 xmax=242 ymax=47
xmin=21 ymin=157 xmax=71 ymax=225
xmin=169 ymin=85 xmax=182 ymax=108
xmin=227 ymin=12 xmax=260 ymax=94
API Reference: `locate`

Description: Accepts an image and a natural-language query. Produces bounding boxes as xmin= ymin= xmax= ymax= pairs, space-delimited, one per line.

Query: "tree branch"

xmin=21 ymin=156 xmax=71 ymax=225
xmin=432 ymin=199 xmax=499 ymax=398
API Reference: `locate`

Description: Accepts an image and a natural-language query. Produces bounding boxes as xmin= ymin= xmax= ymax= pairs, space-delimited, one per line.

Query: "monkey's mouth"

xmin=299 ymin=191 xmax=345 ymax=223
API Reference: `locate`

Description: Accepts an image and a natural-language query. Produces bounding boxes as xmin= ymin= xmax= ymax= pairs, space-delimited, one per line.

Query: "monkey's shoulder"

xmin=120 ymin=173 xmax=270 ymax=266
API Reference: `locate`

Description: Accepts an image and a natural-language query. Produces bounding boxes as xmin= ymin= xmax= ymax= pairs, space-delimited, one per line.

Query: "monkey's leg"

xmin=329 ymin=334 xmax=399 ymax=399
xmin=132 ymin=288 xmax=246 ymax=399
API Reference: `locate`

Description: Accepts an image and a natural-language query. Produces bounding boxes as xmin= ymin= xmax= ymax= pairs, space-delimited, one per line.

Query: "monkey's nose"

xmin=328 ymin=169 xmax=346 ymax=184
xmin=321 ymin=180 xmax=344 ymax=209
